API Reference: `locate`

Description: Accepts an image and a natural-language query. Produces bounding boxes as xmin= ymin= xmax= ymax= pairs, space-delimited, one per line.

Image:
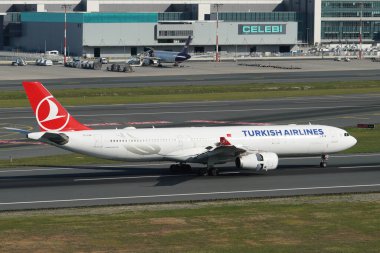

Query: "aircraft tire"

xmin=183 ymin=164 xmax=192 ymax=172
xmin=198 ymin=167 xmax=208 ymax=176
xmin=208 ymin=168 xmax=219 ymax=176
xmin=170 ymin=164 xmax=180 ymax=173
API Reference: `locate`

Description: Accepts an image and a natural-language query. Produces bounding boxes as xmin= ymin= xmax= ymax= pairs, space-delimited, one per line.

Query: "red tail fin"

xmin=22 ymin=81 xmax=92 ymax=132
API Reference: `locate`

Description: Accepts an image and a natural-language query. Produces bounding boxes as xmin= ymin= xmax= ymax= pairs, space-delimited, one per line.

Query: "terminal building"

xmin=0 ymin=0 xmax=379 ymax=57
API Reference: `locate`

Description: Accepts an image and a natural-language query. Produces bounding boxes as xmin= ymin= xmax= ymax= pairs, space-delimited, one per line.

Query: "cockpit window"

xmin=344 ymin=133 xmax=350 ymax=136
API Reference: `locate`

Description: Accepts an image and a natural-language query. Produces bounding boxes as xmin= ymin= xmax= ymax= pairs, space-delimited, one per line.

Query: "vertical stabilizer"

xmin=22 ymin=81 xmax=92 ymax=132
xmin=180 ymin=36 xmax=192 ymax=55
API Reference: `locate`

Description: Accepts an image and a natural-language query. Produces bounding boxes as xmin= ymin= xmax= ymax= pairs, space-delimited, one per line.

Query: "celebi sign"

xmin=238 ymin=24 xmax=286 ymax=35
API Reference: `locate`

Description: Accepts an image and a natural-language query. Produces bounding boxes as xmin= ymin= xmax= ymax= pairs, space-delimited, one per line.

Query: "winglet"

xmin=219 ymin=137 xmax=232 ymax=146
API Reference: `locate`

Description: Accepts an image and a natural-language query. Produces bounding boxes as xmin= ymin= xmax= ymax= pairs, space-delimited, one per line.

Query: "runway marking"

xmin=339 ymin=116 xmax=369 ymax=120
xmin=0 ymin=167 xmax=76 ymax=173
xmin=339 ymin=165 xmax=380 ymax=169
xmin=0 ymin=140 xmax=43 ymax=145
xmin=85 ymin=122 xmax=122 ymax=127
xmin=281 ymin=153 xmax=380 ymax=160
xmin=126 ymin=121 xmax=172 ymax=125
xmin=1 ymin=183 xmax=380 ymax=206
xmin=0 ymin=163 xmax=173 ymax=173
xmin=187 ymin=120 xmax=272 ymax=125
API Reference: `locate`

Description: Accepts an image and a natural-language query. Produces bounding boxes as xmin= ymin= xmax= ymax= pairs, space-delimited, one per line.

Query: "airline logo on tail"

xmin=22 ymin=81 xmax=92 ymax=132
xmin=36 ymin=96 xmax=70 ymax=131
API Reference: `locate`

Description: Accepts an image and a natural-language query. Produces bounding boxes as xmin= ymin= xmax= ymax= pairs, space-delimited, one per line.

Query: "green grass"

xmin=1 ymin=195 xmax=380 ymax=252
xmin=343 ymin=125 xmax=380 ymax=153
xmin=0 ymin=126 xmax=378 ymax=168
xmin=1 ymin=80 xmax=380 ymax=107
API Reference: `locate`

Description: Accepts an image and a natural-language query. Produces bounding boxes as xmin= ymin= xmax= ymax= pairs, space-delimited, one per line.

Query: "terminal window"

xmin=159 ymin=30 xmax=193 ymax=37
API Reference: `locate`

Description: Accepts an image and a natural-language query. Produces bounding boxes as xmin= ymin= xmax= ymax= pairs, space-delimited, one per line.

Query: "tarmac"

xmin=0 ymin=59 xmax=379 ymax=81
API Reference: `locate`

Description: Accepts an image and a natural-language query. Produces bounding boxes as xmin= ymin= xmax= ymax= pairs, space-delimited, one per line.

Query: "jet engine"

xmin=235 ymin=152 xmax=279 ymax=171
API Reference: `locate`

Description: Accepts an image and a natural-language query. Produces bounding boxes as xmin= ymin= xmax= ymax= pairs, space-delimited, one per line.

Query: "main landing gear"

xmin=320 ymin=154 xmax=329 ymax=168
xmin=169 ymin=163 xmax=192 ymax=173
xmin=198 ymin=166 xmax=219 ymax=176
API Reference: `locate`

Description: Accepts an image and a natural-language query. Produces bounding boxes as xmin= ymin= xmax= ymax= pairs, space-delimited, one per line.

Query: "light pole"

xmin=214 ymin=4 xmax=223 ymax=62
xmin=62 ymin=4 xmax=71 ymax=65
xmin=359 ymin=2 xmax=363 ymax=60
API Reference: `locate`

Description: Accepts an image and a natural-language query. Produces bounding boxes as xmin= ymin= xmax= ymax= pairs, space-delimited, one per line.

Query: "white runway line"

xmin=1 ymin=183 xmax=380 ymax=206
xmin=339 ymin=165 xmax=380 ymax=169
xmin=0 ymin=167 xmax=76 ymax=173
xmin=0 ymin=163 xmax=173 ymax=173
xmin=281 ymin=153 xmax=380 ymax=160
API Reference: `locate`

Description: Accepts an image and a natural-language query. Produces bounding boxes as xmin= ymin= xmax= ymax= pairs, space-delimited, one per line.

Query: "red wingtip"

xmin=22 ymin=81 xmax=92 ymax=132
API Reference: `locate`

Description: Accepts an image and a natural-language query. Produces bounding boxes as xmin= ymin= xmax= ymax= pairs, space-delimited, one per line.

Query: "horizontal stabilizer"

xmin=26 ymin=131 xmax=69 ymax=145
xmin=41 ymin=132 xmax=69 ymax=145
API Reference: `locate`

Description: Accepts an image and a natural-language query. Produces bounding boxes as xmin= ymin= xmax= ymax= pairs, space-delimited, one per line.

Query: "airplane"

xmin=143 ymin=36 xmax=192 ymax=66
xmin=6 ymin=81 xmax=357 ymax=176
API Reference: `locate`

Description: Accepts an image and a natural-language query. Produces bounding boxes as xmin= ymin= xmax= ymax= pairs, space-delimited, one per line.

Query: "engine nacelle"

xmin=235 ymin=152 xmax=279 ymax=171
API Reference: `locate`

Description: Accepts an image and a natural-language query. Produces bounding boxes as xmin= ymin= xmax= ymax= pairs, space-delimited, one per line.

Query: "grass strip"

xmin=1 ymin=80 xmax=380 ymax=108
xmin=342 ymin=125 xmax=380 ymax=154
xmin=1 ymin=194 xmax=380 ymax=252
xmin=0 ymin=126 xmax=378 ymax=168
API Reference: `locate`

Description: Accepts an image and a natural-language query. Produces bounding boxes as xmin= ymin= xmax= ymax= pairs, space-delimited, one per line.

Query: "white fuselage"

xmin=28 ymin=125 xmax=357 ymax=164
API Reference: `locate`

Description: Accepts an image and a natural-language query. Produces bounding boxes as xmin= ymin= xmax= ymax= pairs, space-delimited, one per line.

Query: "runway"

xmin=0 ymin=69 xmax=380 ymax=90
xmin=0 ymin=94 xmax=380 ymax=211
xmin=1 ymin=153 xmax=380 ymax=211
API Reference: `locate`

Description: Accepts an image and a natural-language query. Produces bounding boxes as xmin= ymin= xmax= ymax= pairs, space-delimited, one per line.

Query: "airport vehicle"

xmin=45 ymin=50 xmax=59 ymax=56
xmin=100 ymin=57 xmax=108 ymax=64
xmin=11 ymin=57 xmax=27 ymax=66
xmin=143 ymin=36 xmax=192 ymax=66
xmin=7 ymin=82 xmax=357 ymax=176
xmin=106 ymin=63 xmax=133 ymax=72
xmin=36 ymin=58 xmax=53 ymax=66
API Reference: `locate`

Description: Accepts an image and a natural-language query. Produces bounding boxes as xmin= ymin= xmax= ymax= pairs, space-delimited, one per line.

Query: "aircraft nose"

xmin=350 ymin=136 xmax=357 ymax=147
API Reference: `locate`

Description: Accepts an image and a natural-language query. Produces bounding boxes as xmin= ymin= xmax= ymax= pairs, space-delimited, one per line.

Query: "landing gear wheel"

xmin=207 ymin=167 xmax=219 ymax=176
xmin=183 ymin=164 xmax=192 ymax=172
xmin=198 ymin=167 xmax=208 ymax=176
xmin=170 ymin=164 xmax=180 ymax=173
xmin=320 ymin=154 xmax=329 ymax=168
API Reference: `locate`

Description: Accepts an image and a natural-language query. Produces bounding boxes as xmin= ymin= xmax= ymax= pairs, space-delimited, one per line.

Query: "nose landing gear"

xmin=320 ymin=154 xmax=329 ymax=168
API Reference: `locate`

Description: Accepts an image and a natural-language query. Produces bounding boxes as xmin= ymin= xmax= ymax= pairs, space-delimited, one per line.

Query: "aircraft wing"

xmin=164 ymin=137 xmax=246 ymax=164
xmin=188 ymin=137 xmax=246 ymax=164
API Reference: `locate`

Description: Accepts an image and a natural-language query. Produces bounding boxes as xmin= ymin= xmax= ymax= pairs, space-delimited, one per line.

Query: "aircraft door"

xmin=94 ymin=48 xmax=101 ymax=58
xmin=93 ymin=134 xmax=103 ymax=148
